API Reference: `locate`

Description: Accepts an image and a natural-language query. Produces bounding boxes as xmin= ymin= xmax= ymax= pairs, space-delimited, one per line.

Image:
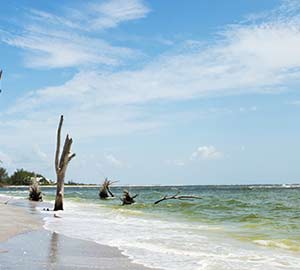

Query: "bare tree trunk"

xmin=54 ymin=115 xmax=75 ymax=211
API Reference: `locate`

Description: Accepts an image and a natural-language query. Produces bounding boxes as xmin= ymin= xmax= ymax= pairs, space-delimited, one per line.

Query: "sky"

xmin=1 ymin=0 xmax=300 ymax=185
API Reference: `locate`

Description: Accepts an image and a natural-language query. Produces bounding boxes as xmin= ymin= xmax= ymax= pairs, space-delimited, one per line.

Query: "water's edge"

xmin=1 ymin=185 xmax=300 ymax=270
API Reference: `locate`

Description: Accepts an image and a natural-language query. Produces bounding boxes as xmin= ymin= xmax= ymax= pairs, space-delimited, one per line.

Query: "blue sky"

xmin=1 ymin=0 xmax=300 ymax=185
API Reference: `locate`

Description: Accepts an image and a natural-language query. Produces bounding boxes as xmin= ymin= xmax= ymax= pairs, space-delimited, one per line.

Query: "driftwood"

xmin=120 ymin=190 xmax=138 ymax=205
xmin=3 ymin=198 xmax=12 ymax=205
xmin=29 ymin=181 xmax=42 ymax=201
xmin=99 ymin=178 xmax=117 ymax=199
xmin=154 ymin=191 xmax=201 ymax=205
xmin=54 ymin=115 xmax=75 ymax=211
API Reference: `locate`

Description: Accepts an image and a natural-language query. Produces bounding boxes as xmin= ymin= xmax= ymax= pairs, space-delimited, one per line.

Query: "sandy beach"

xmin=0 ymin=203 xmax=41 ymax=243
xmin=0 ymin=198 xmax=153 ymax=270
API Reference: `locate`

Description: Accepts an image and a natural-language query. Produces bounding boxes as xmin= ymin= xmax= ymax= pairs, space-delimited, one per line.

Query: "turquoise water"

xmin=1 ymin=185 xmax=300 ymax=269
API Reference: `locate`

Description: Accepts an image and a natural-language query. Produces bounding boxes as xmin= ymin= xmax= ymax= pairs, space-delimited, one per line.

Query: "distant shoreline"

xmin=1 ymin=183 xmax=300 ymax=188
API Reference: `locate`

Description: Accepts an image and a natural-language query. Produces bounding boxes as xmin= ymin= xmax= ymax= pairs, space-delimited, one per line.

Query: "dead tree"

xmin=99 ymin=178 xmax=117 ymax=199
xmin=121 ymin=190 xmax=138 ymax=205
xmin=154 ymin=191 xmax=201 ymax=205
xmin=29 ymin=179 xmax=42 ymax=201
xmin=54 ymin=115 xmax=75 ymax=211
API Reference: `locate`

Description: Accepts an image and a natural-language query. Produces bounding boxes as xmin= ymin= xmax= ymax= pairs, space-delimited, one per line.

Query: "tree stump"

xmin=121 ymin=190 xmax=138 ymax=205
xmin=29 ymin=181 xmax=42 ymax=201
xmin=99 ymin=178 xmax=117 ymax=199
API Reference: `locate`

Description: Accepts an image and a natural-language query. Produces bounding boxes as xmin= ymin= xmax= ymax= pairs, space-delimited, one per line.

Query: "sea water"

xmin=1 ymin=185 xmax=300 ymax=269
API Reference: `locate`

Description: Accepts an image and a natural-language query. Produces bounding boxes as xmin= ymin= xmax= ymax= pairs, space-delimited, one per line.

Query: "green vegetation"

xmin=0 ymin=163 xmax=86 ymax=186
xmin=0 ymin=166 xmax=51 ymax=186
xmin=66 ymin=180 xmax=85 ymax=185
xmin=9 ymin=169 xmax=35 ymax=185
xmin=0 ymin=166 xmax=9 ymax=185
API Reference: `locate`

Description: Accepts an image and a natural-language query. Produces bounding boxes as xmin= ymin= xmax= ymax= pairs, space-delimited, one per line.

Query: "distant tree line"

xmin=0 ymin=165 xmax=84 ymax=187
xmin=0 ymin=166 xmax=51 ymax=186
xmin=66 ymin=180 xmax=85 ymax=185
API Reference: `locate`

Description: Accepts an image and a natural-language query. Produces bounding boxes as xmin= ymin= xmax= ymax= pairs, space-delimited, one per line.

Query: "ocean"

xmin=1 ymin=185 xmax=300 ymax=270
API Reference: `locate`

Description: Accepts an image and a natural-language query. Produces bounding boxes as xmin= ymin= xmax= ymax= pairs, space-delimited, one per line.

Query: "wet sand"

xmin=0 ymin=230 xmax=152 ymax=270
xmin=0 ymin=199 xmax=42 ymax=242
xmin=0 ymin=197 xmax=153 ymax=270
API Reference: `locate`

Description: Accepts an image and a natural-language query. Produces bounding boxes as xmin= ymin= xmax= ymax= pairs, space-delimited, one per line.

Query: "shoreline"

xmin=1 ymin=183 xmax=300 ymax=188
xmin=0 ymin=203 xmax=42 ymax=243
xmin=2 ymin=186 xmax=300 ymax=269
xmin=0 ymin=197 xmax=154 ymax=270
xmin=0 ymin=230 xmax=154 ymax=270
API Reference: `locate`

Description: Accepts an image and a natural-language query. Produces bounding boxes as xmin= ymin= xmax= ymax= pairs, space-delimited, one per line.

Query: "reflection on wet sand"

xmin=48 ymin=232 xmax=59 ymax=267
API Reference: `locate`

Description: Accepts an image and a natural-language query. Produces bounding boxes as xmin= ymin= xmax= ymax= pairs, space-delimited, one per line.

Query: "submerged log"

xmin=99 ymin=178 xmax=117 ymax=199
xmin=54 ymin=115 xmax=75 ymax=211
xmin=121 ymin=190 xmax=138 ymax=205
xmin=154 ymin=191 xmax=201 ymax=205
xmin=29 ymin=181 xmax=42 ymax=201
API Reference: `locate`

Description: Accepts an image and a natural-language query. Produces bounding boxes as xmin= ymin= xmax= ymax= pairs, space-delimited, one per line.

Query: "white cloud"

xmin=0 ymin=0 xmax=149 ymax=68
xmin=2 ymin=28 xmax=134 ymax=68
xmin=104 ymin=154 xmax=124 ymax=168
xmin=89 ymin=0 xmax=150 ymax=30
xmin=5 ymin=0 xmax=300 ymax=111
xmin=1 ymin=0 xmax=300 ymax=181
xmin=190 ymin=146 xmax=223 ymax=161
xmin=0 ymin=144 xmax=52 ymax=175
xmin=166 ymin=146 xmax=223 ymax=166
xmin=27 ymin=0 xmax=150 ymax=32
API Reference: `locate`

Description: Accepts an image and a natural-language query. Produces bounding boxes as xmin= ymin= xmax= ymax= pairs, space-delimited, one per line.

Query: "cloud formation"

xmin=1 ymin=0 xmax=299 ymax=181
xmin=0 ymin=0 xmax=149 ymax=68
xmin=5 ymin=0 xmax=300 ymax=115
xmin=89 ymin=0 xmax=150 ymax=30
xmin=190 ymin=146 xmax=223 ymax=161
xmin=104 ymin=153 xmax=124 ymax=168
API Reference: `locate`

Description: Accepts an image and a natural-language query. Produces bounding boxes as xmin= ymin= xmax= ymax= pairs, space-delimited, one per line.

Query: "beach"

xmin=0 ymin=203 xmax=41 ymax=243
xmin=1 ymin=0 xmax=300 ymax=269
xmin=1 ymin=185 xmax=300 ymax=270
xmin=0 ymin=196 xmax=152 ymax=270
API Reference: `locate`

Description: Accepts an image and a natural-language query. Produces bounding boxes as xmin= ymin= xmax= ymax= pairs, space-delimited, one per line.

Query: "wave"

xmin=254 ymin=239 xmax=300 ymax=252
xmin=248 ymin=184 xmax=300 ymax=189
xmin=43 ymin=200 xmax=300 ymax=270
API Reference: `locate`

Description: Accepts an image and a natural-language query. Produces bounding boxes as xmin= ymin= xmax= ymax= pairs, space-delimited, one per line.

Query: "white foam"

xmin=43 ymin=200 xmax=300 ymax=270
xmin=254 ymin=240 xmax=292 ymax=250
xmin=0 ymin=193 xmax=24 ymax=201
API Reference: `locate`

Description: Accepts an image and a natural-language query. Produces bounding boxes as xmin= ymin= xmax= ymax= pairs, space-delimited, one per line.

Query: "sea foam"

xmin=43 ymin=200 xmax=300 ymax=270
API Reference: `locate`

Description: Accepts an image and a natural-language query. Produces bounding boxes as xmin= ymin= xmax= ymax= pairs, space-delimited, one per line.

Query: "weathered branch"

xmin=107 ymin=187 xmax=114 ymax=197
xmin=59 ymin=135 xmax=73 ymax=171
xmin=121 ymin=190 xmax=138 ymax=205
xmin=154 ymin=192 xmax=201 ymax=205
xmin=4 ymin=198 xmax=12 ymax=205
xmin=55 ymin=115 xmax=63 ymax=173
xmin=68 ymin=153 xmax=76 ymax=162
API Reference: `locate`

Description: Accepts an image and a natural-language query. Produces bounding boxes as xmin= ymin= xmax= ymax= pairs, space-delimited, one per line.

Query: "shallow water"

xmin=1 ymin=185 xmax=300 ymax=269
